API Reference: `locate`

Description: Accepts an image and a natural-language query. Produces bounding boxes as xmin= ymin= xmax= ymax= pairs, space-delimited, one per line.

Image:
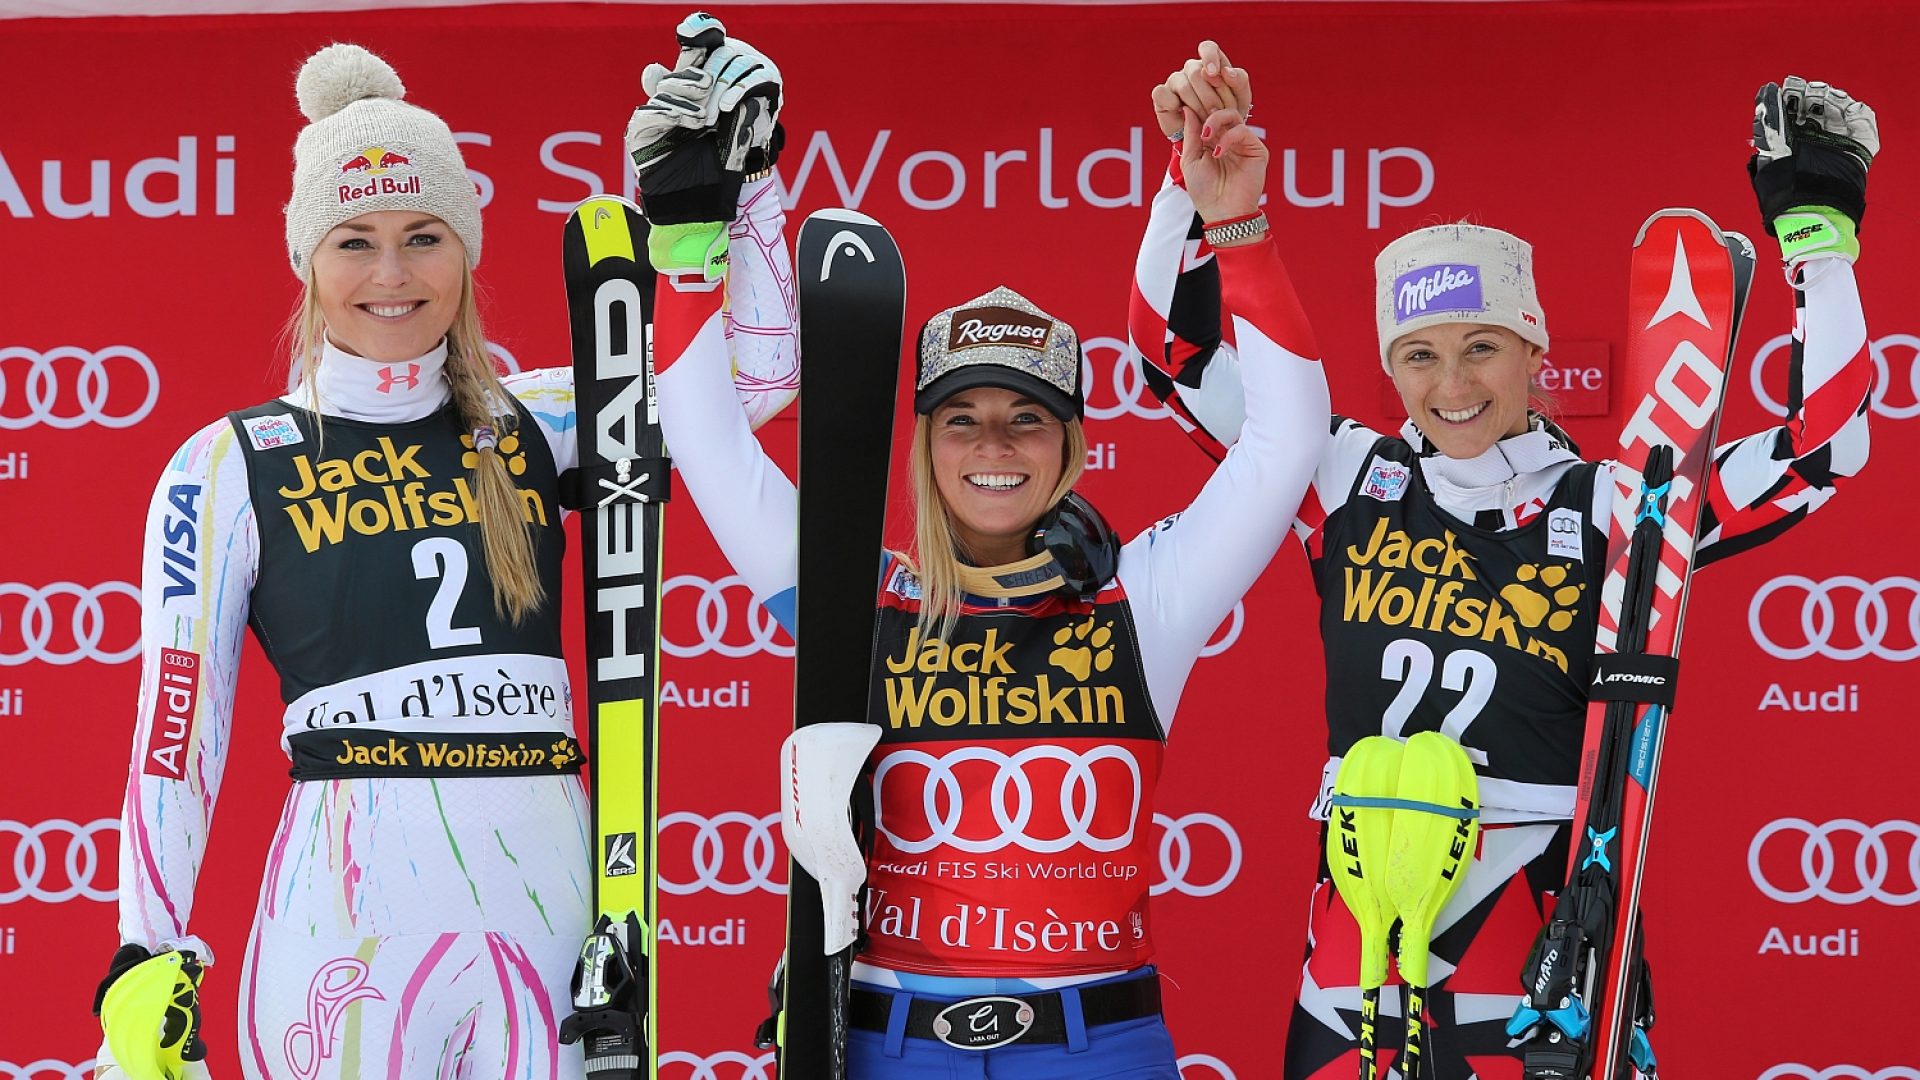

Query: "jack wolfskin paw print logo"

xmin=1501 ymin=563 xmax=1583 ymax=632
xmin=1049 ymin=618 xmax=1115 ymax=680
xmin=461 ymin=430 xmax=526 ymax=475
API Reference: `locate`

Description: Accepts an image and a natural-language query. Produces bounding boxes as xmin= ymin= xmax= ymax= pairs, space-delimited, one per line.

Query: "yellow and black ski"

xmin=559 ymin=194 xmax=667 ymax=1080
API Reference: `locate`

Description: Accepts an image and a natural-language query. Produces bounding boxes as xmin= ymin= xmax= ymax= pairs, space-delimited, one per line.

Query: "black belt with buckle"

xmin=849 ymin=975 xmax=1161 ymax=1050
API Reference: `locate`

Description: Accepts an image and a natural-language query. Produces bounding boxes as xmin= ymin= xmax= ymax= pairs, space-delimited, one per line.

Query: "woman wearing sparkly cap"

xmin=643 ymin=24 xmax=1329 ymax=1078
xmin=1135 ymin=44 xmax=1878 ymax=1079
xmin=93 ymin=39 xmax=796 ymax=1079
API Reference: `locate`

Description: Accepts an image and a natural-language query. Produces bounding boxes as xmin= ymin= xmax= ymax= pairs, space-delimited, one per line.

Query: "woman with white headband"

xmin=640 ymin=23 xmax=1332 ymax=1077
xmin=1135 ymin=44 xmax=1877 ymax=1080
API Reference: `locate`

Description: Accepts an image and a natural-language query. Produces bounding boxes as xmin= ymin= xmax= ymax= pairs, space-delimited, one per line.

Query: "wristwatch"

xmin=1203 ymin=212 xmax=1269 ymax=247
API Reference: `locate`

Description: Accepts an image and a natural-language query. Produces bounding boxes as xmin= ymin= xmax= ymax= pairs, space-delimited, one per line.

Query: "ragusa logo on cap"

xmin=1394 ymin=263 xmax=1483 ymax=323
xmin=948 ymin=306 xmax=1053 ymax=354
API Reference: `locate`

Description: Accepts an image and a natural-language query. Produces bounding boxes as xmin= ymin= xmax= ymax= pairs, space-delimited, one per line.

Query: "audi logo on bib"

xmin=1080 ymin=336 xmax=1172 ymax=421
xmin=1749 ymin=331 xmax=1920 ymax=420
xmin=1 ymin=818 xmax=117 ymax=904
xmin=1748 ymin=576 xmax=1920 ymax=661
xmin=658 ymin=810 xmax=783 ymax=895
xmin=649 ymin=804 xmax=1237 ymax=898
xmin=1748 ymin=818 xmax=1920 ymax=906
xmin=0 ymin=582 xmax=141 ymax=667
xmin=660 ymin=574 xmax=792 ymax=659
xmin=874 ymin=744 xmax=1143 ymax=855
xmin=0 ymin=346 xmax=160 ymax=429
xmin=655 ymin=1050 xmax=776 ymax=1080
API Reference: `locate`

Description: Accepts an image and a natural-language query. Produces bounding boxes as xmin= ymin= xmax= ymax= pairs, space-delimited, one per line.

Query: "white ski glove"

xmin=1750 ymin=75 xmax=1879 ymax=263
xmin=626 ymin=12 xmax=784 ymax=178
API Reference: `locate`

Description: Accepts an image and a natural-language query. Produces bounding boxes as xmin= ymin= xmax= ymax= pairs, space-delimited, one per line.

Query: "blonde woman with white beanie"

xmin=92 ymin=40 xmax=796 ymax=1079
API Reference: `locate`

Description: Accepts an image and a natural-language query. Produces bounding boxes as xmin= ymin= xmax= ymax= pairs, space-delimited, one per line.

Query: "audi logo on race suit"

xmin=0 ymin=582 xmax=141 ymax=666
xmin=661 ymin=574 xmax=793 ymax=659
xmin=1 ymin=818 xmax=116 ymax=904
xmin=1758 ymin=1060 xmax=1912 ymax=1068
xmin=0 ymin=346 xmax=159 ymax=429
xmin=1177 ymin=1054 xmax=1239 ymax=1080
xmin=1748 ymin=818 xmax=1920 ymax=906
xmin=874 ymin=744 xmax=1144 ymax=855
xmin=1749 ymin=332 xmax=1920 ymax=420
xmin=653 ymin=806 xmax=1239 ymax=898
xmin=1198 ymin=601 xmax=1245 ymax=659
xmin=0 ymin=1060 xmax=97 ymax=1080
xmin=1748 ymin=576 xmax=1920 ymax=662
xmin=656 ymin=1050 xmax=776 ymax=1080
xmin=1152 ymin=812 xmax=1242 ymax=898
xmin=659 ymin=811 xmax=783 ymax=896
xmin=1081 ymin=336 xmax=1173 ymax=422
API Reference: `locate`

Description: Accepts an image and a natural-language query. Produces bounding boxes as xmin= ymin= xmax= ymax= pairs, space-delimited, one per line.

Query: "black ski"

xmin=558 ymin=195 xmax=668 ymax=1080
xmin=768 ymin=209 xmax=906 ymax=1080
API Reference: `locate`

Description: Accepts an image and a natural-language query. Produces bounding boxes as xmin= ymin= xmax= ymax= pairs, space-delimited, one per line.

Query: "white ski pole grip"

xmin=780 ymin=723 xmax=882 ymax=954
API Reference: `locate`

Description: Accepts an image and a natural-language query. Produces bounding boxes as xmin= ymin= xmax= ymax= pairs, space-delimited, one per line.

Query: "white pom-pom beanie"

xmin=284 ymin=43 xmax=481 ymax=276
xmin=1374 ymin=224 xmax=1547 ymax=372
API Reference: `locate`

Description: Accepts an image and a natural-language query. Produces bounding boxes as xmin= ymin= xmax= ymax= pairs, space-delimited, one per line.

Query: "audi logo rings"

xmin=1198 ymin=601 xmax=1245 ymax=659
xmin=1749 ymin=818 xmax=1920 ymax=907
xmin=1177 ymin=1055 xmax=1239 ymax=1080
xmin=0 ymin=1061 xmax=98 ymax=1080
xmin=1152 ymin=812 xmax=1242 ymax=898
xmin=1 ymin=818 xmax=118 ymax=904
xmin=659 ymin=811 xmax=784 ymax=896
xmin=657 ymin=1050 xmax=776 ymax=1080
xmin=875 ymin=744 xmax=1144 ymax=856
xmin=1081 ymin=337 xmax=1174 ymax=422
xmin=0 ymin=346 xmax=159 ymax=429
xmin=1758 ymin=1060 xmax=1920 ymax=1068
xmin=1748 ymin=575 xmax=1920 ymax=662
xmin=662 ymin=575 xmax=793 ymax=659
xmin=1748 ymin=332 xmax=1920 ymax=421
xmin=0 ymin=581 xmax=141 ymax=666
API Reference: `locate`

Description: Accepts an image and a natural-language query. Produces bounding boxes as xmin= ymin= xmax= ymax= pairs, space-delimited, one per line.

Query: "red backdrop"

xmin=2 ymin=4 xmax=1915 ymax=1078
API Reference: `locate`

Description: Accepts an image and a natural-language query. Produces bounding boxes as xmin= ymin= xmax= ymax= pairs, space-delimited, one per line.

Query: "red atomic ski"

xmin=1511 ymin=208 xmax=1753 ymax=1080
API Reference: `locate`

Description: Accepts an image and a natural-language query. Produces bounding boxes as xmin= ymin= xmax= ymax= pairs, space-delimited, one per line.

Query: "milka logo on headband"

xmin=948 ymin=306 xmax=1054 ymax=354
xmin=1394 ymin=264 xmax=1483 ymax=323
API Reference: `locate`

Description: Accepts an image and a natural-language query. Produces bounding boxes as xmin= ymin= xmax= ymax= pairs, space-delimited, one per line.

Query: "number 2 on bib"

xmin=411 ymin=536 xmax=483 ymax=649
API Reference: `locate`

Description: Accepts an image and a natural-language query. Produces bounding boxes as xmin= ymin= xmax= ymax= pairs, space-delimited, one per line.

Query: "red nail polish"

xmin=1212 ymin=145 xmax=1223 ymax=158
xmin=1201 ymin=124 xmax=1213 ymax=139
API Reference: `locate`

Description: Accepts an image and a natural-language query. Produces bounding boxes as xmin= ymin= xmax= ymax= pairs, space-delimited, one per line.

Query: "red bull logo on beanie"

xmin=336 ymin=146 xmax=422 ymax=205
xmin=1395 ymin=263 xmax=1484 ymax=323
